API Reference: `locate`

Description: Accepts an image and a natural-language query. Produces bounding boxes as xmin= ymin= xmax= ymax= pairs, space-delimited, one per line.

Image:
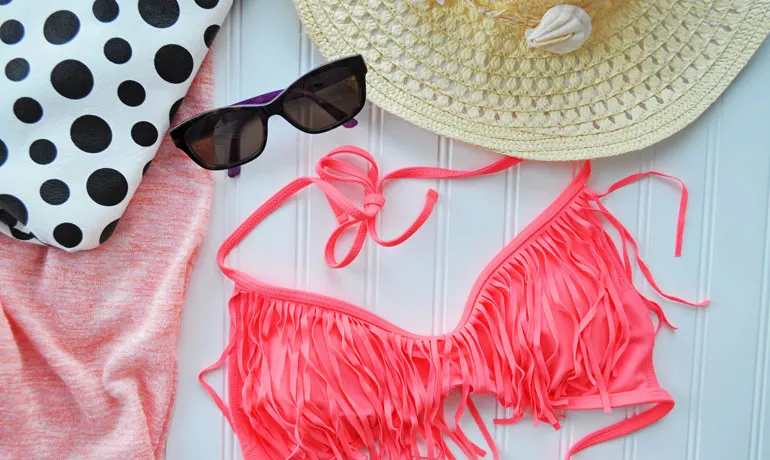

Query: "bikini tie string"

xmin=311 ymin=145 xmax=520 ymax=269
xmin=311 ymin=147 xmax=436 ymax=268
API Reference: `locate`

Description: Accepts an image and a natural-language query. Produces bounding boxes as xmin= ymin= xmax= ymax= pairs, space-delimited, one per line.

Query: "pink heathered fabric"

xmin=0 ymin=56 xmax=215 ymax=460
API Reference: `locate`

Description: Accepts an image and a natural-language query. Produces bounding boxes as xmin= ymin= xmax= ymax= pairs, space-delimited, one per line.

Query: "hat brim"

xmin=295 ymin=0 xmax=770 ymax=160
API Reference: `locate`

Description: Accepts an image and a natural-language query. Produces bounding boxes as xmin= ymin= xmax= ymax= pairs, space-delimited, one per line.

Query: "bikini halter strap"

xmin=217 ymin=145 xmax=521 ymax=278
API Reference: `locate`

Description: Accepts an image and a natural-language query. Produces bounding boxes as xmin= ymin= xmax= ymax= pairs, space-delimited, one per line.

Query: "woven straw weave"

xmin=458 ymin=0 xmax=616 ymax=28
xmin=294 ymin=0 xmax=770 ymax=160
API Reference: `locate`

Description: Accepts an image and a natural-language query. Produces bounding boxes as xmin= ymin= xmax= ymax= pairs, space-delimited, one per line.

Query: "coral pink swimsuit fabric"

xmin=204 ymin=145 xmax=708 ymax=460
xmin=0 ymin=58 xmax=214 ymax=459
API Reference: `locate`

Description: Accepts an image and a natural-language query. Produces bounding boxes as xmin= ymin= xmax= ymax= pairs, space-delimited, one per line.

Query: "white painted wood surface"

xmin=167 ymin=1 xmax=770 ymax=459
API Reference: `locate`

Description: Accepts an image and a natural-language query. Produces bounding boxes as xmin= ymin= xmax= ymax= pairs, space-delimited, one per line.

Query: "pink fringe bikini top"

xmin=202 ymin=146 xmax=708 ymax=460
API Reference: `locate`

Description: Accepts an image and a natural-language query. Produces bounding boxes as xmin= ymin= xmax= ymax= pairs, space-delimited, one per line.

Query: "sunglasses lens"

xmin=282 ymin=67 xmax=363 ymax=132
xmin=183 ymin=110 xmax=266 ymax=168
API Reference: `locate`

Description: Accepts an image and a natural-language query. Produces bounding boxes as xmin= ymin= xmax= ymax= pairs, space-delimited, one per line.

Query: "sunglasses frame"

xmin=169 ymin=55 xmax=368 ymax=171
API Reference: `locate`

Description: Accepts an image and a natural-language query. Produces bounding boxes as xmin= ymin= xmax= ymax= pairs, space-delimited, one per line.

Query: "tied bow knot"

xmin=363 ymin=194 xmax=385 ymax=214
xmin=314 ymin=146 xmax=440 ymax=269
xmin=306 ymin=145 xmax=520 ymax=269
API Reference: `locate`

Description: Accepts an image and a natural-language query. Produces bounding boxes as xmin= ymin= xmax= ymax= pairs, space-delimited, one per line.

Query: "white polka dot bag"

xmin=0 ymin=0 xmax=232 ymax=251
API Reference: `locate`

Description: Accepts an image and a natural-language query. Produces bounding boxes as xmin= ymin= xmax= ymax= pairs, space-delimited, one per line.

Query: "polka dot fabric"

xmin=0 ymin=56 xmax=215 ymax=459
xmin=0 ymin=0 xmax=231 ymax=251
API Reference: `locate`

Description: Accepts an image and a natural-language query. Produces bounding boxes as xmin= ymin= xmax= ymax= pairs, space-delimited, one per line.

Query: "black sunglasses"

xmin=170 ymin=55 xmax=367 ymax=171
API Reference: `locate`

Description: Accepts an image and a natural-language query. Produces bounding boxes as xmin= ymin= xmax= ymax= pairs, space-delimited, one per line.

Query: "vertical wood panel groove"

xmin=623 ymin=151 xmax=655 ymax=460
xmin=496 ymin=164 xmax=520 ymax=452
xmin=233 ymin=8 xmax=245 ymax=460
xmin=294 ymin=32 xmax=313 ymax=291
xmin=748 ymin=147 xmax=770 ymax=460
xmin=365 ymin=106 xmax=384 ymax=313
xmin=221 ymin=2 xmax=243 ymax=458
xmin=216 ymin=19 xmax=234 ymax=460
xmin=432 ymin=137 xmax=452 ymax=334
xmin=685 ymin=103 xmax=721 ymax=460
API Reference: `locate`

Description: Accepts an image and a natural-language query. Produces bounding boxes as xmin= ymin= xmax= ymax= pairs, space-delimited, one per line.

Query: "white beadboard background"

xmin=167 ymin=1 xmax=770 ymax=459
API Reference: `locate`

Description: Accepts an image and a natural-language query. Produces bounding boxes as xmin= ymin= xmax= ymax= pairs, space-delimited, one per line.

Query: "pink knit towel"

xmin=0 ymin=56 xmax=215 ymax=459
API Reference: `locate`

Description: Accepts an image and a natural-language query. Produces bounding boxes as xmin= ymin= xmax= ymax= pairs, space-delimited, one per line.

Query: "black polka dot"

xmin=5 ymin=58 xmax=29 ymax=81
xmin=169 ymin=98 xmax=183 ymax=123
xmin=10 ymin=227 xmax=35 ymax=241
xmin=138 ymin=0 xmax=180 ymax=28
xmin=30 ymin=139 xmax=57 ymax=165
xmin=104 ymin=37 xmax=132 ymax=64
xmin=0 ymin=20 xmax=23 ymax=44
xmin=87 ymin=168 xmax=128 ymax=206
xmin=204 ymin=25 xmax=219 ymax=48
xmin=0 ymin=194 xmax=28 ymax=225
xmin=0 ymin=139 xmax=6 ymax=167
xmin=154 ymin=44 xmax=193 ymax=84
xmin=40 ymin=179 xmax=70 ymax=205
xmin=142 ymin=160 xmax=152 ymax=175
xmin=44 ymin=10 xmax=80 ymax=45
xmin=51 ymin=60 xmax=94 ymax=100
xmin=13 ymin=97 xmax=42 ymax=124
xmin=195 ymin=0 xmax=219 ymax=9
xmin=93 ymin=0 xmax=119 ymax=23
xmin=99 ymin=219 xmax=120 ymax=244
xmin=118 ymin=80 xmax=145 ymax=107
xmin=131 ymin=121 xmax=158 ymax=147
xmin=71 ymin=115 xmax=112 ymax=153
xmin=53 ymin=223 xmax=82 ymax=248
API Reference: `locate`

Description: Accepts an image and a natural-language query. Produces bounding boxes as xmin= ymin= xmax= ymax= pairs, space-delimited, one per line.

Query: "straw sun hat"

xmin=294 ymin=0 xmax=770 ymax=160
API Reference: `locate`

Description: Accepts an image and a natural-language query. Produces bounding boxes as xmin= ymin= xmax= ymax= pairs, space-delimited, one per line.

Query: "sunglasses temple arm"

xmin=233 ymin=90 xmax=284 ymax=106
xmin=229 ymin=136 xmax=241 ymax=169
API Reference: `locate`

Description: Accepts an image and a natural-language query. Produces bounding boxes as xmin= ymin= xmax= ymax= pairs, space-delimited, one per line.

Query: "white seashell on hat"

xmin=525 ymin=5 xmax=592 ymax=55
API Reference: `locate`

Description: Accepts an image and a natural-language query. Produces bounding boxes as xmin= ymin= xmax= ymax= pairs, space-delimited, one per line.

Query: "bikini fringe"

xmin=227 ymin=191 xmax=692 ymax=459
